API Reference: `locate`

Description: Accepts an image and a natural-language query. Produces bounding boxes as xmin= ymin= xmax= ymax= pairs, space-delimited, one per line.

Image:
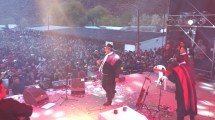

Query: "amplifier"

xmin=70 ymin=78 xmax=85 ymax=95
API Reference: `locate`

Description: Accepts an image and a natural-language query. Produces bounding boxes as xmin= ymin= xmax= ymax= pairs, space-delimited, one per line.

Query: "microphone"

xmin=145 ymin=77 xmax=151 ymax=83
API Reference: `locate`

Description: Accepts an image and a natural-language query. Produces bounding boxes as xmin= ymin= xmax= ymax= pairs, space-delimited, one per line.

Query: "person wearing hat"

xmin=0 ymin=79 xmax=33 ymax=120
xmin=97 ymin=44 xmax=122 ymax=106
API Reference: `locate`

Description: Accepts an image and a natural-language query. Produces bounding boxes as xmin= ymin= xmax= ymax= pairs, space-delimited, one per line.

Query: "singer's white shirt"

xmin=99 ymin=52 xmax=113 ymax=72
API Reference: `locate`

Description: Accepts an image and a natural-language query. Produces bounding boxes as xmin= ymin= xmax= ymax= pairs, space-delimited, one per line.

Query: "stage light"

xmin=167 ymin=11 xmax=209 ymax=26
xmin=166 ymin=17 xmax=176 ymax=25
xmin=198 ymin=17 xmax=207 ymax=25
xmin=187 ymin=19 xmax=194 ymax=25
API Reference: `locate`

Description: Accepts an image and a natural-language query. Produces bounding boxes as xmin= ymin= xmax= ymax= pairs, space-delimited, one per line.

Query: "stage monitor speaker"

xmin=70 ymin=78 xmax=85 ymax=94
xmin=23 ymin=87 xmax=49 ymax=106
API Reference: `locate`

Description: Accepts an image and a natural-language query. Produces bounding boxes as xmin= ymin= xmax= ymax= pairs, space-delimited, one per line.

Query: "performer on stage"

xmin=0 ymin=79 xmax=33 ymax=120
xmin=97 ymin=44 xmax=122 ymax=106
xmin=154 ymin=59 xmax=197 ymax=120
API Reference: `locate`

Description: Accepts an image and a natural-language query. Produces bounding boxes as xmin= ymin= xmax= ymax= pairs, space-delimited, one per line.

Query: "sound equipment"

xmin=52 ymin=80 xmax=66 ymax=89
xmin=23 ymin=87 xmax=49 ymax=106
xmin=70 ymin=78 xmax=85 ymax=94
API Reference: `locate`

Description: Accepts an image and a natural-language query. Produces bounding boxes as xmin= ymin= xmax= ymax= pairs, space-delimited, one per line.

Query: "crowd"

xmin=0 ymin=29 xmax=106 ymax=94
xmin=0 ymin=29 xmax=211 ymax=95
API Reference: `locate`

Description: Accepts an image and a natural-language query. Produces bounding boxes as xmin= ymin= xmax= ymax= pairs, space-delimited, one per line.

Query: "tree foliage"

xmin=118 ymin=12 xmax=133 ymax=26
xmin=0 ymin=0 xmax=170 ymax=27
xmin=50 ymin=0 xmax=86 ymax=26
xmin=85 ymin=5 xmax=111 ymax=26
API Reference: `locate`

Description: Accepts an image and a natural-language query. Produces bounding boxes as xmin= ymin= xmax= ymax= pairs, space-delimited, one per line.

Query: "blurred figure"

xmin=162 ymin=43 xmax=174 ymax=67
xmin=177 ymin=47 xmax=188 ymax=65
xmin=0 ymin=79 xmax=33 ymax=120
xmin=78 ymin=67 xmax=86 ymax=78
xmin=64 ymin=62 xmax=74 ymax=77
xmin=193 ymin=39 xmax=207 ymax=69
xmin=173 ymin=40 xmax=189 ymax=66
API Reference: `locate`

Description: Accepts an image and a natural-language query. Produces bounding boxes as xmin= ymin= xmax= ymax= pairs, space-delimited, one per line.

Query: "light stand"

xmin=140 ymin=77 xmax=151 ymax=111
xmin=152 ymin=79 xmax=170 ymax=119
xmin=136 ymin=74 xmax=151 ymax=112
xmin=60 ymin=73 xmax=76 ymax=106
xmin=157 ymin=79 xmax=163 ymax=112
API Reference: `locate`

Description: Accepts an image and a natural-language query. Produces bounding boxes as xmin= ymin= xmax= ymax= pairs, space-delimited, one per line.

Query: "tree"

xmin=140 ymin=14 xmax=152 ymax=25
xmin=100 ymin=15 xmax=118 ymax=26
xmin=50 ymin=0 xmax=86 ymax=26
xmin=151 ymin=14 xmax=162 ymax=25
xmin=86 ymin=5 xmax=112 ymax=26
xmin=118 ymin=11 xmax=134 ymax=26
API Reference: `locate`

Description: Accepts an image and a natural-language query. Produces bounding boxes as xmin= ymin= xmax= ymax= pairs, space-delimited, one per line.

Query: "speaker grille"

xmin=23 ymin=87 xmax=49 ymax=106
xmin=70 ymin=78 xmax=85 ymax=94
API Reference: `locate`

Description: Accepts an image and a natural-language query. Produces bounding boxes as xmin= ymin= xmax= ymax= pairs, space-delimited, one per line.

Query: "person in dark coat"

xmin=97 ymin=44 xmax=122 ymax=106
xmin=166 ymin=60 xmax=197 ymax=120
xmin=162 ymin=43 xmax=174 ymax=67
xmin=0 ymin=79 xmax=33 ymax=120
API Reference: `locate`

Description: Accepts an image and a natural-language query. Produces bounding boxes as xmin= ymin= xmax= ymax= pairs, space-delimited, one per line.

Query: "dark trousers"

xmin=101 ymin=75 xmax=116 ymax=101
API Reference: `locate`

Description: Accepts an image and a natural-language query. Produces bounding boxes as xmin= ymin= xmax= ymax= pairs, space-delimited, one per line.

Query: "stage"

xmin=10 ymin=72 xmax=215 ymax=120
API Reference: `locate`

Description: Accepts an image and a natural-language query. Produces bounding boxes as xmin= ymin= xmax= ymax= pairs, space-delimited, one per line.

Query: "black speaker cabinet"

xmin=23 ymin=87 xmax=49 ymax=106
xmin=70 ymin=78 xmax=85 ymax=94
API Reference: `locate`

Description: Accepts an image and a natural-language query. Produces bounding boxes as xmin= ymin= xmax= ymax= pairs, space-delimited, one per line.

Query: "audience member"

xmin=0 ymin=79 xmax=33 ymax=120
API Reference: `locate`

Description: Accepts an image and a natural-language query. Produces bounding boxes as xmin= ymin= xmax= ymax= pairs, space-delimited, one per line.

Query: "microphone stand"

xmin=60 ymin=73 xmax=77 ymax=106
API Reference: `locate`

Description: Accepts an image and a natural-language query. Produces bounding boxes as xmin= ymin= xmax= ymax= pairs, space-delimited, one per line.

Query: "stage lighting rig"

xmin=166 ymin=11 xmax=209 ymax=27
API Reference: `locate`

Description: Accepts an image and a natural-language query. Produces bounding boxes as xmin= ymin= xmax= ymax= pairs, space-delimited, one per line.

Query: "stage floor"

xmin=10 ymin=72 xmax=215 ymax=120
